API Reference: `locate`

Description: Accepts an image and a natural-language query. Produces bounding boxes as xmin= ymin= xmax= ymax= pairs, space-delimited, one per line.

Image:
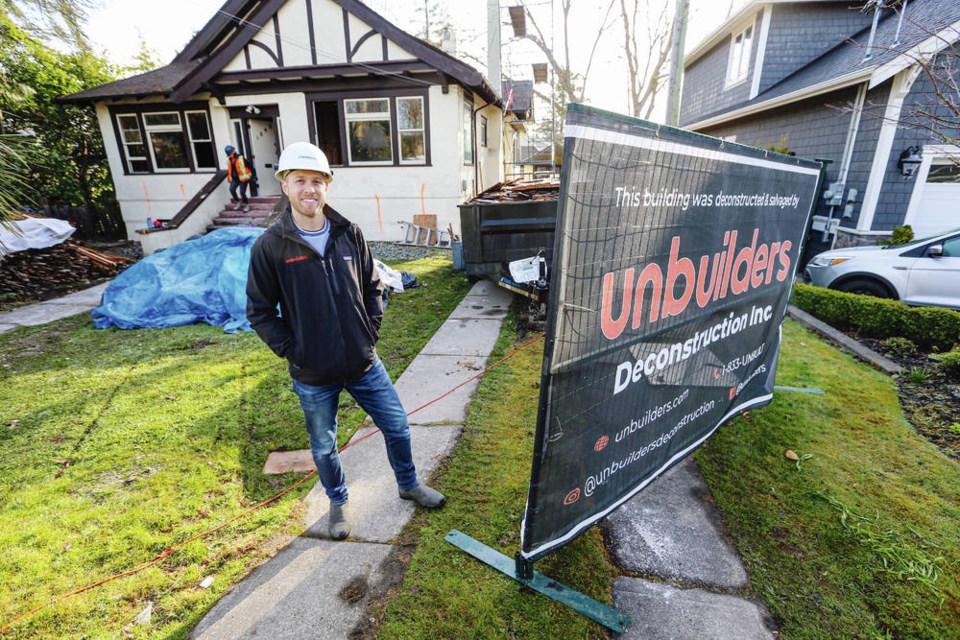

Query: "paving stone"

xmin=605 ymin=457 xmax=748 ymax=589
xmin=614 ymin=577 xmax=775 ymax=640
xmin=263 ymin=449 xmax=314 ymax=475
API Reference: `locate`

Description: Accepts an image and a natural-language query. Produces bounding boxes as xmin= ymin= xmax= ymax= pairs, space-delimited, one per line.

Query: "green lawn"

xmin=374 ymin=317 xmax=960 ymax=639
xmin=0 ymin=255 xmax=471 ymax=639
xmin=4 ymin=262 xmax=958 ymax=638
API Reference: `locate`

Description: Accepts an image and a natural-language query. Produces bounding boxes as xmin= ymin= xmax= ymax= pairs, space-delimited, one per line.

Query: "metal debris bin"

xmin=457 ymin=179 xmax=559 ymax=280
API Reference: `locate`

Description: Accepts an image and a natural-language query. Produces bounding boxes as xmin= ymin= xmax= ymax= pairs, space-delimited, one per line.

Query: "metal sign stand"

xmin=444 ymin=529 xmax=630 ymax=634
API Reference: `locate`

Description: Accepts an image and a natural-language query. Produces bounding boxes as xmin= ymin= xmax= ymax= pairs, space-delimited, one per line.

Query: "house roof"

xmin=685 ymin=0 xmax=960 ymax=129
xmin=60 ymin=0 xmax=500 ymax=106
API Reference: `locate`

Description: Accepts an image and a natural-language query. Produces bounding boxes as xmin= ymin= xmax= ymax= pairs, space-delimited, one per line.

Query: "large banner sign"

xmin=520 ymin=105 xmax=822 ymax=561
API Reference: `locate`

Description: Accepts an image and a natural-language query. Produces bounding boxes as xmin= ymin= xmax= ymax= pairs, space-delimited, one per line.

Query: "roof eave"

xmin=684 ymin=68 xmax=869 ymax=130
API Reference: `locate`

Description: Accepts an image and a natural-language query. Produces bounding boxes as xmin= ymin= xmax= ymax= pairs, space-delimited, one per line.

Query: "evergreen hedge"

xmin=791 ymin=283 xmax=960 ymax=352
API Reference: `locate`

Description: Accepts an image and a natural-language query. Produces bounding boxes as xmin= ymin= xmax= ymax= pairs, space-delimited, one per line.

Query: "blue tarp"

xmin=92 ymin=228 xmax=264 ymax=333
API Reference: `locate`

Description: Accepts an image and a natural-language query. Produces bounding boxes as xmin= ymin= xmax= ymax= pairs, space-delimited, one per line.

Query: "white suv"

xmin=804 ymin=227 xmax=960 ymax=310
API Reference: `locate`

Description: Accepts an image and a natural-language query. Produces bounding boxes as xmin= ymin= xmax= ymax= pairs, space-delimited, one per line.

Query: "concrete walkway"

xmin=0 ymin=281 xmax=109 ymax=334
xmin=11 ymin=279 xmax=896 ymax=638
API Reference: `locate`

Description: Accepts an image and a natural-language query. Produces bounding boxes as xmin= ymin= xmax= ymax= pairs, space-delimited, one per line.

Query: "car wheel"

xmin=835 ymin=278 xmax=892 ymax=298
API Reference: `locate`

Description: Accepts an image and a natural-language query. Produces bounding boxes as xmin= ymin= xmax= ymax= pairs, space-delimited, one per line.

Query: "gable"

xmin=62 ymin=0 xmax=497 ymax=106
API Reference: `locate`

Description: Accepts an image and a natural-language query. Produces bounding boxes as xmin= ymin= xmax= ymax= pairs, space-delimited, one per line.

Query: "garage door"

xmin=913 ymin=160 xmax=960 ymax=236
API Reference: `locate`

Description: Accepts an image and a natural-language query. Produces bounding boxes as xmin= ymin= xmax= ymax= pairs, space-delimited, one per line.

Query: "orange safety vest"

xmin=228 ymin=154 xmax=253 ymax=183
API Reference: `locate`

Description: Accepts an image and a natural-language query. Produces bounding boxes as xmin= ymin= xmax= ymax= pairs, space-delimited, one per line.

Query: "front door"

xmin=246 ymin=116 xmax=281 ymax=197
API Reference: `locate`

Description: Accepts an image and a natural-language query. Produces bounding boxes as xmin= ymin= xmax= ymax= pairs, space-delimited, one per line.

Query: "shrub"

xmin=881 ymin=337 xmax=916 ymax=356
xmin=791 ymin=283 xmax=960 ymax=352
xmin=906 ymin=366 xmax=933 ymax=384
xmin=939 ymin=350 xmax=960 ymax=381
xmin=891 ymin=225 xmax=914 ymax=245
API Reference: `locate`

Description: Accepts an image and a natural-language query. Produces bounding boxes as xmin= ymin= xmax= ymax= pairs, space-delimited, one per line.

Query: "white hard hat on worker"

xmin=274 ymin=142 xmax=333 ymax=183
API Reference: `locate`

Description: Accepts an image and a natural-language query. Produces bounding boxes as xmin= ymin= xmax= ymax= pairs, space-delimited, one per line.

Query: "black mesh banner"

xmin=520 ymin=105 xmax=823 ymax=561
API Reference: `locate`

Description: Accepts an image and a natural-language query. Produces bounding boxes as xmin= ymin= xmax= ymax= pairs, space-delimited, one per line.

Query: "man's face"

xmin=282 ymin=169 xmax=330 ymax=221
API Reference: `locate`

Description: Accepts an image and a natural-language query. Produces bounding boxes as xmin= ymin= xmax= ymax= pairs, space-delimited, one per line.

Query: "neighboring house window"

xmin=116 ymin=114 xmax=149 ymax=173
xmin=309 ymin=93 xmax=429 ymax=167
xmin=463 ymin=100 xmax=474 ymax=164
xmin=345 ymin=98 xmax=393 ymax=164
xmin=926 ymin=160 xmax=960 ymax=183
xmin=397 ymin=96 xmax=425 ymax=164
xmin=113 ymin=107 xmax=216 ymax=174
xmin=726 ymin=23 xmax=754 ymax=86
xmin=480 ymin=115 xmax=488 ymax=148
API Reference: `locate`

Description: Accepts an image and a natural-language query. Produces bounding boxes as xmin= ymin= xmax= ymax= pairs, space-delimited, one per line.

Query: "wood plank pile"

xmin=467 ymin=178 xmax=560 ymax=204
xmin=0 ymin=241 xmax=133 ymax=304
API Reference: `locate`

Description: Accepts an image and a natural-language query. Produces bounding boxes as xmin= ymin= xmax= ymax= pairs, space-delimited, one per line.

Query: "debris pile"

xmin=0 ymin=241 xmax=134 ymax=305
xmin=466 ymin=178 xmax=560 ymax=204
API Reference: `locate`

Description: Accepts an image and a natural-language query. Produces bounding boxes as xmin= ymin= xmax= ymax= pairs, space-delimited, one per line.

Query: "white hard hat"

xmin=275 ymin=142 xmax=333 ymax=181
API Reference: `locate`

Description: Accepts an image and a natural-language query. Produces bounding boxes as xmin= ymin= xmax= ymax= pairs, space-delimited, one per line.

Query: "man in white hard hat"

xmin=246 ymin=141 xmax=445 ymax=540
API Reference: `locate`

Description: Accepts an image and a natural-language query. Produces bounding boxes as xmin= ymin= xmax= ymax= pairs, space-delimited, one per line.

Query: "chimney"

xmin=441 ymin=27 xmax=457 ymax=56
xmin=487 ymin=0 xmax=502 ymax=96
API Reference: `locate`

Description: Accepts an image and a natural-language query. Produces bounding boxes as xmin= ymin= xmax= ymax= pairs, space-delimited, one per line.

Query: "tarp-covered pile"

xmin=92 ymin=228 xmax=262 ymax=333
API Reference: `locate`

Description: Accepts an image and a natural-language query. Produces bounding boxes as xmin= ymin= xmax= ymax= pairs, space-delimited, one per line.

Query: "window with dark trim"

xmin=480 ymin=115 xmax=488 ymax=148
xmin=463 ymin=100 xmax=474 ymax=164
xmin=112 ymin=107 xmax=216 ymax=174
xmin=310 ymin=92 xmax=429 ymax=167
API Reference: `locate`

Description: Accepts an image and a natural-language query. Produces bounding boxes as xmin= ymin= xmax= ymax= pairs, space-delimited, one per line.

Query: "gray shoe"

xmin=242 ymin=204 xmax=251 ymax=212
xmin=329 ymin=502 xmax=350 ymax=540
xmin=399 ymin=483 xmax=446 ymax=508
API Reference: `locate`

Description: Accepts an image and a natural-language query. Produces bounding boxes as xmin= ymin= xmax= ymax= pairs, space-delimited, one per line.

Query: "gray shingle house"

xmin=680 ymin=0 xmax=960 ymax=256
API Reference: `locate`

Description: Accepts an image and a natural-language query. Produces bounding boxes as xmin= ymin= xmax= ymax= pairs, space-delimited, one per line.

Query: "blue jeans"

xmin=292 ymin=358 xmax=418 ymax=505
xmin=229 ymin=179 xmax=249 ymax=204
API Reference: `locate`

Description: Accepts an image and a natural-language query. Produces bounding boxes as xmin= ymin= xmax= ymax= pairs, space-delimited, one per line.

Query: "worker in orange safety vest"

xmin=225 ymin=145 xmax=254 ymax=212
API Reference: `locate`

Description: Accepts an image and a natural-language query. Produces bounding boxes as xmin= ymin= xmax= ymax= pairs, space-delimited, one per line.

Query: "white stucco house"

xmin=61 ymin=0 xmax=504 ymax=254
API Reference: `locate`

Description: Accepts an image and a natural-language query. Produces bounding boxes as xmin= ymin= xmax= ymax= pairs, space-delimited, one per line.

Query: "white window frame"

xmin=142 ymin=111 xmax=189 ymax=172
xmin=396 ymin=96 xmax=426 ymax=165
xmin=344 ymin=98 xmax=393 ymax=166
xmin=116 ymin=114 xmax=148 ymax=174
xmin=726 ymin=21 xmax=755 ymax=87
xmin=480 ymin=115 xmax=489 ymax=148
xmin=185 ymin=110 xmax=216 ymax=171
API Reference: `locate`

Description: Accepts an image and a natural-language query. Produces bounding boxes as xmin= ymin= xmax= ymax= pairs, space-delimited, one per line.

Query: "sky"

xmin=85 ymin=0 xmax=744 ymax=119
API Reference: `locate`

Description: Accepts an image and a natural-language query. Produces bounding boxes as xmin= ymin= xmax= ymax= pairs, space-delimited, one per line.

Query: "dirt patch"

xmin=843 ymin=332 xmax=960 ymax=459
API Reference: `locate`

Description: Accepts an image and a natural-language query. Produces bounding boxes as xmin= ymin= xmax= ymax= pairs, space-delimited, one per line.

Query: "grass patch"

xmin=0 ymin=255 xmax=470 ymax=638
xmin=377 ymin=317 xmax=959 ymax=639
xmin=373 ymin=314 xmax=617 ymax=639
xmin=696 ymin=319 xmax=960 ymax=639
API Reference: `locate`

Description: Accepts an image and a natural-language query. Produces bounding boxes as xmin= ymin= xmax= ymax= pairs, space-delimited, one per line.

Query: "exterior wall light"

xmin=899 ymin=146 xmax=922 ymax=177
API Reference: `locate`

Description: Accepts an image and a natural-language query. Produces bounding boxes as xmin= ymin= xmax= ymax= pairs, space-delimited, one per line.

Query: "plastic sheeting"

xmin=92 ymin=228 xmax=263 ymax=333
xmin=0 ymin=217 xmax=75 ymax=256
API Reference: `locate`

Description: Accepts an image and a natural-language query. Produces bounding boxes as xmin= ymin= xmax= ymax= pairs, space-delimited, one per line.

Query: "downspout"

xmin=822 ymin=83 xmax=867 ymax=243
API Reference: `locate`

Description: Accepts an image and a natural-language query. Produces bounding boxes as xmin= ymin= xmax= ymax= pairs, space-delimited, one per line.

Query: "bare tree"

xmin=517 ymin=0 xmax=618 ymax=107
xmin=619 ymin=0 xmax=673 ymax=119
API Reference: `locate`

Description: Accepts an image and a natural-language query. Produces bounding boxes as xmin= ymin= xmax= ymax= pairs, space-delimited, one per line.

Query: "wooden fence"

xmin=38 ymin=202 xmax=126 ymax=241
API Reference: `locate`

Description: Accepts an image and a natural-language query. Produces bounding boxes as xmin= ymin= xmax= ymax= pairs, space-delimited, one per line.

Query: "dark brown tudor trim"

xmin=382 ymin=35 xmax=388 ymax=60
xmin=306 ymin=0 xmax=317 ymax=65
xmin=350 ymin=29 xmax=379 ymax=61
xmin=248 ymin=39 xmax=281 ymax=66
xmin=343 ymin=8 xmax=351 ymax=62
xmin=170 ymin=0 xmax=287 ymax=103
xmin=273 ymin=15 xmax=284 ymax=66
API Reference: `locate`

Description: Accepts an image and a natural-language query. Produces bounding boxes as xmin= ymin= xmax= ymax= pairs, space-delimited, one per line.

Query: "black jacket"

xmin=246 ymin=205 xmax=383 ymax=385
